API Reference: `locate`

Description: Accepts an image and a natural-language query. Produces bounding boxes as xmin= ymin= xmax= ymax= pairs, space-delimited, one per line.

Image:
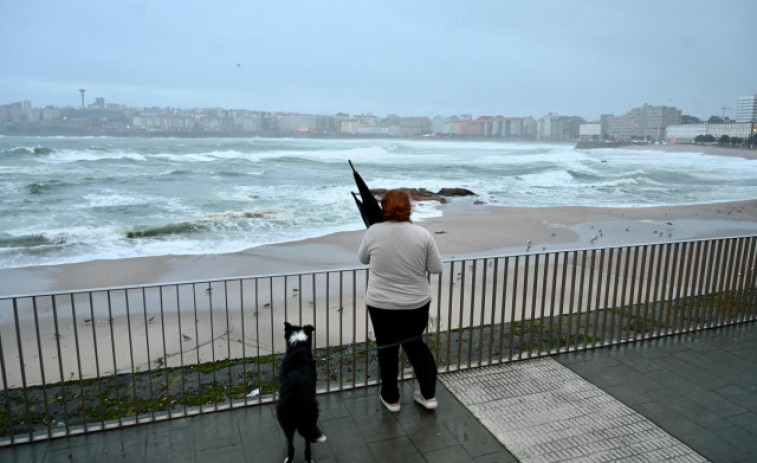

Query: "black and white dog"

xmin=276 ymin=322 xmax=326 ymax=463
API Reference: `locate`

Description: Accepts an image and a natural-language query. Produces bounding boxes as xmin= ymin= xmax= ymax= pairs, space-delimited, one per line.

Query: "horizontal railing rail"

xmin=1 ymin=235 xmax=755 ymax=445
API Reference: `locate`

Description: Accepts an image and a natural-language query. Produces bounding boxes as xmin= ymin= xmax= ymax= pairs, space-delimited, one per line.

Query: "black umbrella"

xmin=349 ymin=160 xmax=383 ymax=228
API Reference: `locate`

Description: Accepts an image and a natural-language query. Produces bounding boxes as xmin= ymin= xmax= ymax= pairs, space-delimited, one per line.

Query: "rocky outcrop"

xmin=370 ymin=187 xmax=476 ymax=203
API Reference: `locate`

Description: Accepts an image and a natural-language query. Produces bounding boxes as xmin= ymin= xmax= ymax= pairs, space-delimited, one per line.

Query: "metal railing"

xmin=1 ymin=235 xmax=755 ymax=445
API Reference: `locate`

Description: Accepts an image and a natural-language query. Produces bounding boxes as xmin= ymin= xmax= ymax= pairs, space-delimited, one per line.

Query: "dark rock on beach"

xmin=370 ymin=187 xmax=476 ymax=203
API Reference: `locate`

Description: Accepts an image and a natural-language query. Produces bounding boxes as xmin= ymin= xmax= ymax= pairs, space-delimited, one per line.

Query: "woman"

xmin=358 ymin=189 xmax=443 ymax=412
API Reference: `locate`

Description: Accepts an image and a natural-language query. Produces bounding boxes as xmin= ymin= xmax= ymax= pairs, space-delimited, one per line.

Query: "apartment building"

xmin=606 ymin=104 xmax=681 ymax=141
xmin=736 ymin=95 xmax=757 ymax=123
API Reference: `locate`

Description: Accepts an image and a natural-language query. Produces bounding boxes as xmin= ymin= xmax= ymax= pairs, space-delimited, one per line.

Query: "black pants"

xmin=367 ymin=302 xmax=437 ymax=403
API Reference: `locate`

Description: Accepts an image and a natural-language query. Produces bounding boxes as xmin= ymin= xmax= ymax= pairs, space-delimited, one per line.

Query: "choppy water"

xmin=1 ymin=135 xmax=755 ymax=268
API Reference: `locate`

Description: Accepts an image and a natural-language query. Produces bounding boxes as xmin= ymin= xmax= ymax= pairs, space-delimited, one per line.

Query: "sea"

xmin=1 ymin=135 xmax=756 ymax=269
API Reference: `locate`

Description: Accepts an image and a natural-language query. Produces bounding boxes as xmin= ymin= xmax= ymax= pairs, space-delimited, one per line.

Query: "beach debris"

xmin=434 ymin=230 xmax=446 ymax=234
xmin=246 ymin=388 xmax=260 ymax=398
xmin=182 ymin=334 xmax=192 ymax=342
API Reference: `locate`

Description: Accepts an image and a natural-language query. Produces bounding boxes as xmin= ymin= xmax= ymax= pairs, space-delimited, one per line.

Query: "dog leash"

xmin=374 ymin=334 xmax=423 ymax=350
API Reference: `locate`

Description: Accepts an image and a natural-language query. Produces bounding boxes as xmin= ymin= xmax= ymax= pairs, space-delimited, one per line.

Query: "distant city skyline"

xmin=2 ymin=1 xmax=755 ymax=121
xmin=1 ymin=93 xmax=749 ymax=123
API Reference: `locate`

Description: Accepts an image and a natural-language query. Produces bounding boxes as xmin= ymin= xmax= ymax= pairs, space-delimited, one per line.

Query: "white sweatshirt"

xmin=357 ymin=221 xmax=443 ymax=310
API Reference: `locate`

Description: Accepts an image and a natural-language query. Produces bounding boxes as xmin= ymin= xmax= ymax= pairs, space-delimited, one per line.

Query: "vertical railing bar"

xmin=548 ymin=252 xmax=559 ymax=354
xmin=51 ymin=296 xmax=70 ymax=435
xmin=12 ymin=299 xmax=32 ymax=439
xmin=0 ymin=302 xmax=10 ymax=442
xmin=640 ymin=246 xmax=656 ymax=342
xmin=240 ymin=279 xmax=248 ymax=405
xmin=106 ymin=290 xmax=122 ymax=427
xmin=338 ymin=271 xmax=344 ymax=391
xmin=177 ymin=284 xmax=188 ymax=413
xmin=445 ymin=261 xmax=455 ymax=372
xmin=674 ymin=242 xmax=690 ymax=333
xmin=527 ymin=254 xmax=539 ymax=358
xmin=351 ymin=270 xmax=357 ymax=389
xmin=498 ymin=257 xmax=509 ymax=364
xmin=557 ymin=251 xmax=569 ymax=353
xmin=686 ymin=241 xmax=703 ymax=332
xmin=478 ymin=259 xmax=487 ymax=367
xmin=224 ymin=281 xmax=232 ymax=407
xmin=703 ymin=240 xmax=719 ymax=328
xmin=488 ymin=258 xmax=498 ymax=365
xmin=601 ymin=248 xmax=615 ymax=346
xmin=673 ymin=243 xmax=688 ymax=333
xmin=733 ymin=238 xmax=749 ymax=323
xmin=625 ymin=246 xmax=639 ymax=340
xmin=518 ymin=255 xmax=529 ymax=360
xmin=254 ymin=279 xmax=261 ymax=406
xmin=32 ymin=296 xmax=52 ymax=438
xmin=325 ymin=273 xmax=331 ymax=391
xmin=158 ymin=286 xmax=171 ymax=417
xmin=539 ymin=253 xmax=549 ymax=357
xmin=467 ymin=260 xmax=477 ymax=369
xmin=298 ymin=274 xmax=304 ymax=323
xmin=665 ymin=243 xmax=680 ymax=334
xmin=141 ymin=288 xmax=156 ymax=421
xmin=435 ymin=268 xmax=443 ymax=367
xmin=311 ymin=274 xmax=317 ymax=374
xmin=724 ymin=238 xmax=740 ymax=324
xmin=272 ymin=277 xmax=278 ymax=397
xmin=607 ymin=248 xmax=622 ymax=346
xmin=509 ymin=256 xmax=519 ymax=362
xmin=456 ymin=260 xmax=466 ymax=370
xmin=364 ymin=270 xmax=371 ymax=387
xmin=613 ymin=247 xmax=629 ymax=344
xmin=457 ymin=260 xmax=468 ymax=370
xmin=650 ymin=244 xmax=666 ymax=339
xmin=711 ymin=240 xmax=727 ymax=327
xmin=746 ymin=237 xmax=757 ymax=321
xmin=88 ymin=291 xmax=104 ymax=429
xmin=698 ymin=241 xmax=713 ymax=329
xmin=124 ymin=290 xmax=138 ymax=423
xmin=584 ymin=250 xmax=597 ymax=349
xmin=576 ymin=250 xmax=588 ymax=350
xmin=733 ymin=237 xmax=746 ymax=323
xmin=593 ymin=249 xmax=606 ymax=349
xmin=742 ymin=237 xmax=757 ymax=321
xmin=191 ymin=284 xmax=201 ymax=413
xmin=69 ymin=294 xmax=88 ymax=430
xmin=205 ymin=283 xmax=217 ymax=413
xmin=566 ymin=251 xmax=579 ymax=351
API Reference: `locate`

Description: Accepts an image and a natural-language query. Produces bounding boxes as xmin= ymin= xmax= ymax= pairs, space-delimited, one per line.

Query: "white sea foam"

xmin=1 ymin=135 xmax=756 ymax=268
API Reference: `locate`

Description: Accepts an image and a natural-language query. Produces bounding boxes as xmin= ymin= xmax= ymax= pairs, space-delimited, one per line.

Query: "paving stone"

xmin=442 ymin=358 xmax=707 ymax=463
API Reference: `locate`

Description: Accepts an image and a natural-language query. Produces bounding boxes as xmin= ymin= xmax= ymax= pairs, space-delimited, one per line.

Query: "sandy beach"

xmin=1 ymin=143 xmax=756 ymax=389
xmin=1 ymin=199 xmax=756 ymax=297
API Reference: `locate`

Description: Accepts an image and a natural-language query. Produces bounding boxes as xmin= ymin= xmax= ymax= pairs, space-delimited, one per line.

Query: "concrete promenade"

xmin=1 ymin=322 xmax=755 ymax=462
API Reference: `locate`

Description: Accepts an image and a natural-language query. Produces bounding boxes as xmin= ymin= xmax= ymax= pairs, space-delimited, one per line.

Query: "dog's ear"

xmin=304 ymin=325 xmax=315 ymax=337
xmin=284 ymin=322 xmax=293 ymax=335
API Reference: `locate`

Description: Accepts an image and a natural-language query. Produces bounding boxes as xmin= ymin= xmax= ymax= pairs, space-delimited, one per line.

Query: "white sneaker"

xmin=380 ymin=395 xmax=401 ymax=412
xmin=413 ymin=390 xmax=438 ymax=410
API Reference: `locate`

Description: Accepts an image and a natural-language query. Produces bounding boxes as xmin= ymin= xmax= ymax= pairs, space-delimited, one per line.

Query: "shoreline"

xmin=616 ymin=142 xmax=757 ymax=160
xmin=2 ymin=199 xmax=757 ymax=297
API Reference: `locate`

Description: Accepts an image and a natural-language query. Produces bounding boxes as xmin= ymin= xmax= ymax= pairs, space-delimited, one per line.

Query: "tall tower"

xmin=79 ymin=89 xmax=86 ymax=108
xmin=736 ymin=95 xmax=757 ymax=123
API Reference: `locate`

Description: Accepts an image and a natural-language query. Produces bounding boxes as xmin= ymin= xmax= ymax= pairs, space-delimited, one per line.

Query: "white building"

xmin=579 ymin=122 xmax=601 ymax=140
xmin=666 ymin=122 xmax=756 ymax=143
xmin=736 ymin=95 xmax=757 ymax=123
xmin=665 ymin=123 xmax=707 ymax=143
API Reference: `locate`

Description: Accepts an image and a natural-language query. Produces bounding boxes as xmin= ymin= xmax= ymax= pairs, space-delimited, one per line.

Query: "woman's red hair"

xmin=381 ymin=189 xmax=412 ymax=222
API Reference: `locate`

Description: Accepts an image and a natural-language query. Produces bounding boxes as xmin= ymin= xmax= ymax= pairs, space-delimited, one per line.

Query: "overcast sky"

xmin=2 ymin=1 xmax=755 ymax=121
